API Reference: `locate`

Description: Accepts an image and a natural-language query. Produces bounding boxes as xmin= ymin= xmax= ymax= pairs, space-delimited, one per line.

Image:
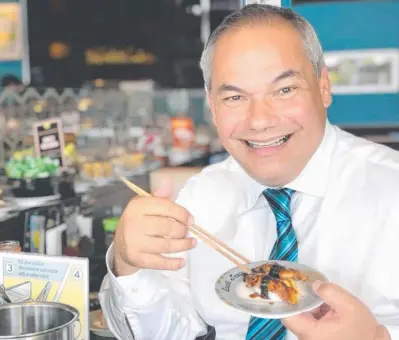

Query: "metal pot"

xmin=0 ymin=302 xmax=79 ymax=339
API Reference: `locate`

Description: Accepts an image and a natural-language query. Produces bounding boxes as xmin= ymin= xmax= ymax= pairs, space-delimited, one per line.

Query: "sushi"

xmin=243 ymin=262 xmax=308 ymax=305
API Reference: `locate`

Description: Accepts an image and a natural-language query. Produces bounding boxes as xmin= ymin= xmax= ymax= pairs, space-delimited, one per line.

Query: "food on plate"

xmin=251 ymin=263 xmax=308 ymax=281
xmin=243 ymin=263 xmax=309 ymax=305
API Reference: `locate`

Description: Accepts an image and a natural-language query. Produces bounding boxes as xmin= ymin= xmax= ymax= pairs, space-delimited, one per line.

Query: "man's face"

xmin=208 ymin=21 xmax=332 ymax=186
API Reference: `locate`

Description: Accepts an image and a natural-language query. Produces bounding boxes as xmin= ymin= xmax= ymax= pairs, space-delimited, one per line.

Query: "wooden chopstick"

xmin=120 ymin=177 xmax=251 ymax=264
xmin=120 ymin=177 xmax=252 ymax=274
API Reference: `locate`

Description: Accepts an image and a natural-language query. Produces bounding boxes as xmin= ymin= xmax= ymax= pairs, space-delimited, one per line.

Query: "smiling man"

xmin=206 ymin=14 xmax=330 ymax=187
xmin=99 ymin=4 xmax=399 ymax=340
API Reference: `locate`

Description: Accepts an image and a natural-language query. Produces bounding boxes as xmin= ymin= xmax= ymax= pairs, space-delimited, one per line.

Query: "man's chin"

xmin=251 ymin=171 xmax=291 ymax=187
xmin=231 ymin=156 xmax=289 ymax=187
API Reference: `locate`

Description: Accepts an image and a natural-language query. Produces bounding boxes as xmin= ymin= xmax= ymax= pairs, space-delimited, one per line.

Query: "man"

xmin=99 ymin=4 xmax=399 ymax=340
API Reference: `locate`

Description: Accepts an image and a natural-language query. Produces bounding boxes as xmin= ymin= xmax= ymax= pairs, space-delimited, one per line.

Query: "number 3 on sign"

xmin=73 ymin=270 xmax=82 ymax=280
xmin=6 ymin=263 xmax=14 ymax=274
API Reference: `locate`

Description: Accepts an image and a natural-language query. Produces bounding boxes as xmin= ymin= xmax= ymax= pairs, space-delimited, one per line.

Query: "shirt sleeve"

xmin=384 ymin=325 xmax=399 ymax=339
xmin=380 ymin=206 xmax=399 ymax=340
xmin=98 ymin=176 xmax=208 ymax=340
xmin=374 ymin=205 xmax=399 ymax=340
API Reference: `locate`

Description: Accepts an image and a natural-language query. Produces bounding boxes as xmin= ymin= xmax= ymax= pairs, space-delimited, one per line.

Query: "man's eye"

xmin=224 ymin=95 xmax=244 ymax=101
xmin=278 ymin=87 xmax=297 ymax=95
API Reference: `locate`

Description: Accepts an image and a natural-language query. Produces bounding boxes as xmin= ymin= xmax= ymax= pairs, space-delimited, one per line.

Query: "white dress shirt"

xmin=99 ymin=120 xmax=399 ymax=340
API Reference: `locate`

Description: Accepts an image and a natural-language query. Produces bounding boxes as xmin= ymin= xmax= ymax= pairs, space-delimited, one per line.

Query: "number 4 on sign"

xmin=73 ymin=270 xmax=82 ymax=280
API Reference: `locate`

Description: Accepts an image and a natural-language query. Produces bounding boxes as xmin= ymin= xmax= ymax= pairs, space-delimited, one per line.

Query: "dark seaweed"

xmin=269 ymin=264 xmax=283 ymax=278
xmin=260 ymin=275 xmax=272 ymax=298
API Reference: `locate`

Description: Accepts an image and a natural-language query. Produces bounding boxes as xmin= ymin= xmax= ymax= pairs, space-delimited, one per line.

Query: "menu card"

xmin=33 ymin=117 xmax=66 ymax=167
xmin=0 ymin=251 xmax=89 ymax=339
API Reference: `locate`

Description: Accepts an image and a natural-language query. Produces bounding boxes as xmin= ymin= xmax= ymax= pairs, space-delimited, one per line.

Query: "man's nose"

xmin=246 ymin=99 xmax=279 ymax=131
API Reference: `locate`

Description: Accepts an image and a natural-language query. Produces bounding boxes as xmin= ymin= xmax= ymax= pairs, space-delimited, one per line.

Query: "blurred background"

xmin=0 ymin=1 xmax=399 ymax=337
xmin=2 ymin=0 xmax=399 ymax=126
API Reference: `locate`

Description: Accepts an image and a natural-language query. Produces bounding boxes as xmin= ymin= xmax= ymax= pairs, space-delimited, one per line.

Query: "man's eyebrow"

xmin=215 ymin=70 xmax=301 ymax=94
xmin=216 ymin=84 xmax=248 ymax=95
xmin=272 ymin=69 xmax=301 ymax=84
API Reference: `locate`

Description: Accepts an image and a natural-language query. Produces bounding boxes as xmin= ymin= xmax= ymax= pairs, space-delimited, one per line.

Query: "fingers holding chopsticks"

xmin=144 ymin=215 xmax=191 ymax=239
xmin=113 ymin=180 xmax=198 ymax=276
xmin=139 ymin=196 xmax=194 ymax=225
xmin=142 ymin=237 xmax=197 ymax=254
xmin=120 ymin=176 xmax=252 ymax=274
xmin=132 ymin=254 xmax=186 ymax=271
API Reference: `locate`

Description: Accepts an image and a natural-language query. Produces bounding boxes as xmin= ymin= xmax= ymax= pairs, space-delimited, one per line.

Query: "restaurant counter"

xmin=0 ymin=151 xmax=229 ymax=339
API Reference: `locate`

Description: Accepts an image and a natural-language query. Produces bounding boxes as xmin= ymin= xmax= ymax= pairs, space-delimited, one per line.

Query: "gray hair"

xmin=199 ymin=4 xmax=325 ymax=92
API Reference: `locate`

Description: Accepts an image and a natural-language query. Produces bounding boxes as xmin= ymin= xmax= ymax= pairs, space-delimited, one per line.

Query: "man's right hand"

xmin=113 ymin=179 xmax=197 ymax=277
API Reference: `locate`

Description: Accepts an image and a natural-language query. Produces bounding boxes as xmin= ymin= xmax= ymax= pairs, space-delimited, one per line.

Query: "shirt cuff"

xmin=384 ymin=325 xmax=399 ymax=339
xmin=104 ymin=243 xmax=166 ymax=309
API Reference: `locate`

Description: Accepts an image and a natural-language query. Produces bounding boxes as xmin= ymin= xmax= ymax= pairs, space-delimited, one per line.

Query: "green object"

xmin=103 ymin=217 xmax=119 ymax=233
xmin=5 ymin=156 xmax=60 ymax=179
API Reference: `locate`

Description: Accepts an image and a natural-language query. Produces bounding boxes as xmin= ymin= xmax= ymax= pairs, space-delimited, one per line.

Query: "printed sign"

xmin=0 ymin=3 xmax=23 ymax=60
xmin=33 ymin=118 xmax=66 ymax=167
xmin=324 ymin=49 xmax=399 ymax=94
xmin=0 ymin=1 xmax=30 ymax=84
xmin=0 ymin=252 xmax=89 ymax=339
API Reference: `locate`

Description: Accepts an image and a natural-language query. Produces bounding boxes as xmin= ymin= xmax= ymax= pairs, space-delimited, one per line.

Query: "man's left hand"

xmin=282 ymin=281 xmax=391 ymax=340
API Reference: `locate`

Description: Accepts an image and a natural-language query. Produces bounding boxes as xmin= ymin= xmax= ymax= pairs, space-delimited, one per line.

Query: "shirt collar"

xmin=227 ymin=120 xmax=337 ymax=212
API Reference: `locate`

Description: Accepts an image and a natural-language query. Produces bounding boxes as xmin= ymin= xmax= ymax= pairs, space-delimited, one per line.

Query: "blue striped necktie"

xmin=246 ymin=188 xmax=297 ymax=340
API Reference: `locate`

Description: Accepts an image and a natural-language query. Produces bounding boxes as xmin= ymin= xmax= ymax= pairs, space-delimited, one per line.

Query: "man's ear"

xmin=319 ymin=66 xmax=332 ymax=108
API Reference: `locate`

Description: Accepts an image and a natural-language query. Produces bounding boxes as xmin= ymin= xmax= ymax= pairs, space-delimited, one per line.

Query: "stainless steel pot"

xmin=0 ymin=302 xmax=79 ymax=339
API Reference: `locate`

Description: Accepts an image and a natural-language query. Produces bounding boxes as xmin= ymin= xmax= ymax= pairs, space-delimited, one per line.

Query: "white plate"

xmin=215 ymin=260 xmax=328 ymax=319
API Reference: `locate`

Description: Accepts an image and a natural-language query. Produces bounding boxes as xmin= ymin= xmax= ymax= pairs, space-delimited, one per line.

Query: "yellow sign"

xmin=0 ymin=3 xmax=22 ymax=60
xmin=0 ymin=252 xmax=89 ymax=339
xmin=85 ymin=46 xmax=157 ymax=65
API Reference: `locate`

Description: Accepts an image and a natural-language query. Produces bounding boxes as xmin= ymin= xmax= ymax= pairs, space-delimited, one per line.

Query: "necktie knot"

xmin=263 ymin=188 xmax=295 ymax=223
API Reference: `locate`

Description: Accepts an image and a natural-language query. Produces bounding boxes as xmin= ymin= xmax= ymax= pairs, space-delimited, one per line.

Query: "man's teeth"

xmin=247 ymin=135 xmax=289 ymax=148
